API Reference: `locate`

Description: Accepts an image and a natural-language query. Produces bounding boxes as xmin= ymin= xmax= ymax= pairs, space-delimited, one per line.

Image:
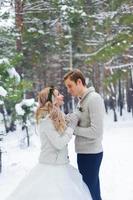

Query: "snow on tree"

xmin=0 ymin=86 xmax=7 ymax=97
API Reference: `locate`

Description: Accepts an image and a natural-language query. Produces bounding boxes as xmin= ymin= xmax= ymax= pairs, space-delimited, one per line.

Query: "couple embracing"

xmin=6 ymin=69 xmax=105 ymax=200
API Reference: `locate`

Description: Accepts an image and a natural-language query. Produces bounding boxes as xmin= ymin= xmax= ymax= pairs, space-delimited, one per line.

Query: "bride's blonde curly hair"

xmin=36 ymin=87 xmax=66 ymax=133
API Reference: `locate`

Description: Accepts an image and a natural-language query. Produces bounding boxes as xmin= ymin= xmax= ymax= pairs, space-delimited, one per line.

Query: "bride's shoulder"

xmin=38 ymin=117 xmax=53 ymax=132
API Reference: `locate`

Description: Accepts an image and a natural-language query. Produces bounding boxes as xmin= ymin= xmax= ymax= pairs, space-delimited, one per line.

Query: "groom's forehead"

xmin=65 ymin=78 xmax=76 ymax=85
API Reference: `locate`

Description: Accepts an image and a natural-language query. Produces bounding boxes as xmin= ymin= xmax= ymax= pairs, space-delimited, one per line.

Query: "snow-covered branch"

xmin=0 ymin=86 xmax=7 ymax=97
xmin=106 ymin=62 xmax=133 ymax=69
xmin=15 ymin=98 xmax=37 ymax=116
xmin=7 ymin=67 xmax=21 ymax=83
xmin=104 ymin=56 xmax=117 ymax=66
xmin=0 ymin=58 xmax=9 ymax=65
xmin=123 ymin=55 xmax=133 ymax=59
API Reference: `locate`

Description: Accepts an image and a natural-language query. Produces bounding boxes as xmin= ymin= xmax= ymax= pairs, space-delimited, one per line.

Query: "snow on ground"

xmin=100 ymin=111 xmax=133 ymax=200
xmin=0 ymin=109 xmax=133 ymax=200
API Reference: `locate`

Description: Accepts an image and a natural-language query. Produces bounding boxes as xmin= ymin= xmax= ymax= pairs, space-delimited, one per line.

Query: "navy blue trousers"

xmin=77 ymin=152 xmax=103 ymax=200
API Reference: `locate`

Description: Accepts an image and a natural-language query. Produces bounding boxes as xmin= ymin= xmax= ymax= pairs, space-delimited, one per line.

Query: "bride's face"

xmin=53 ymin=89 xmax=64 ymax=106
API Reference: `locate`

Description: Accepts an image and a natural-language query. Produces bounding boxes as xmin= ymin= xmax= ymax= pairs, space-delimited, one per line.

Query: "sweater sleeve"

xmin=42 ymin=118 xmax=73 ymax=150
xmin=74 ymin=95 xmax=105 ymax=139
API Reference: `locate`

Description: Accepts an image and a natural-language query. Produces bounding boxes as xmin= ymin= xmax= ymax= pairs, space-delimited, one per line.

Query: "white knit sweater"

xmin=38 ymin=117 xmax=73 ymax=165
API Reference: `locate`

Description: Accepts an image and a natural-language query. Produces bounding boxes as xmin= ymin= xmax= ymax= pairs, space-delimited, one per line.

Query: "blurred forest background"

xmin=0 ymin=0 xmax=133 ymax=135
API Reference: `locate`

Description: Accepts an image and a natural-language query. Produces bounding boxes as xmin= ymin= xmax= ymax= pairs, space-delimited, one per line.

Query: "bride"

xmin=6 ymin=86 xmax=92 ymax=200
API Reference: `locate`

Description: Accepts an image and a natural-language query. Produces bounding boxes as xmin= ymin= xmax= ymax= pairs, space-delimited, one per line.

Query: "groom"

xmin=64 ymin=69 xmax=105 ymax=200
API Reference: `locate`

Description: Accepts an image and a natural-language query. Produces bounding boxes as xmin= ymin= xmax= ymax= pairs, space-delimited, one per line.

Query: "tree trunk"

xmin=15 ymin=0 xmax=23 ymax=52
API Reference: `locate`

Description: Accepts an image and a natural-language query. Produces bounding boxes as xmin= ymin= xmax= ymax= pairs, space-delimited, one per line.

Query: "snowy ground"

xmin=0 ymin=109 xmax=133 ymax=200
xmin=101 ymin=111 xmax=133 ymax=200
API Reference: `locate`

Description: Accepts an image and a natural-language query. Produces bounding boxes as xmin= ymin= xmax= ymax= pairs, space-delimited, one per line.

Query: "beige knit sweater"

xmin=74 ymin=87 xmax=105 ymax=154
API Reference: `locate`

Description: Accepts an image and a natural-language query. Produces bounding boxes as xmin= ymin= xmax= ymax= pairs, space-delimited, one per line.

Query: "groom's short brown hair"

xmin=63 ymin=69 xmax=86 ymax=86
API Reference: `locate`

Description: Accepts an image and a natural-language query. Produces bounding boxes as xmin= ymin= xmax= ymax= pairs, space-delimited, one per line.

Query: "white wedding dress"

xmin=6 ymin=117 xmax=92 ymax=200
xmin=6 ymin=163 xmax=92 ymax=200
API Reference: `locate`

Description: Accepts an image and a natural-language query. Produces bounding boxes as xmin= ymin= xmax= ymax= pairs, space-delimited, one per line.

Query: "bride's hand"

xmin=65 ymin=113 xmax=79 ymax=130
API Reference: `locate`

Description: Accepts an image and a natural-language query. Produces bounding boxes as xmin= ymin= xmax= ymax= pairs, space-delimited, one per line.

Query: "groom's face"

xmin=64 ymin=78 xmax=81 ymax=97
